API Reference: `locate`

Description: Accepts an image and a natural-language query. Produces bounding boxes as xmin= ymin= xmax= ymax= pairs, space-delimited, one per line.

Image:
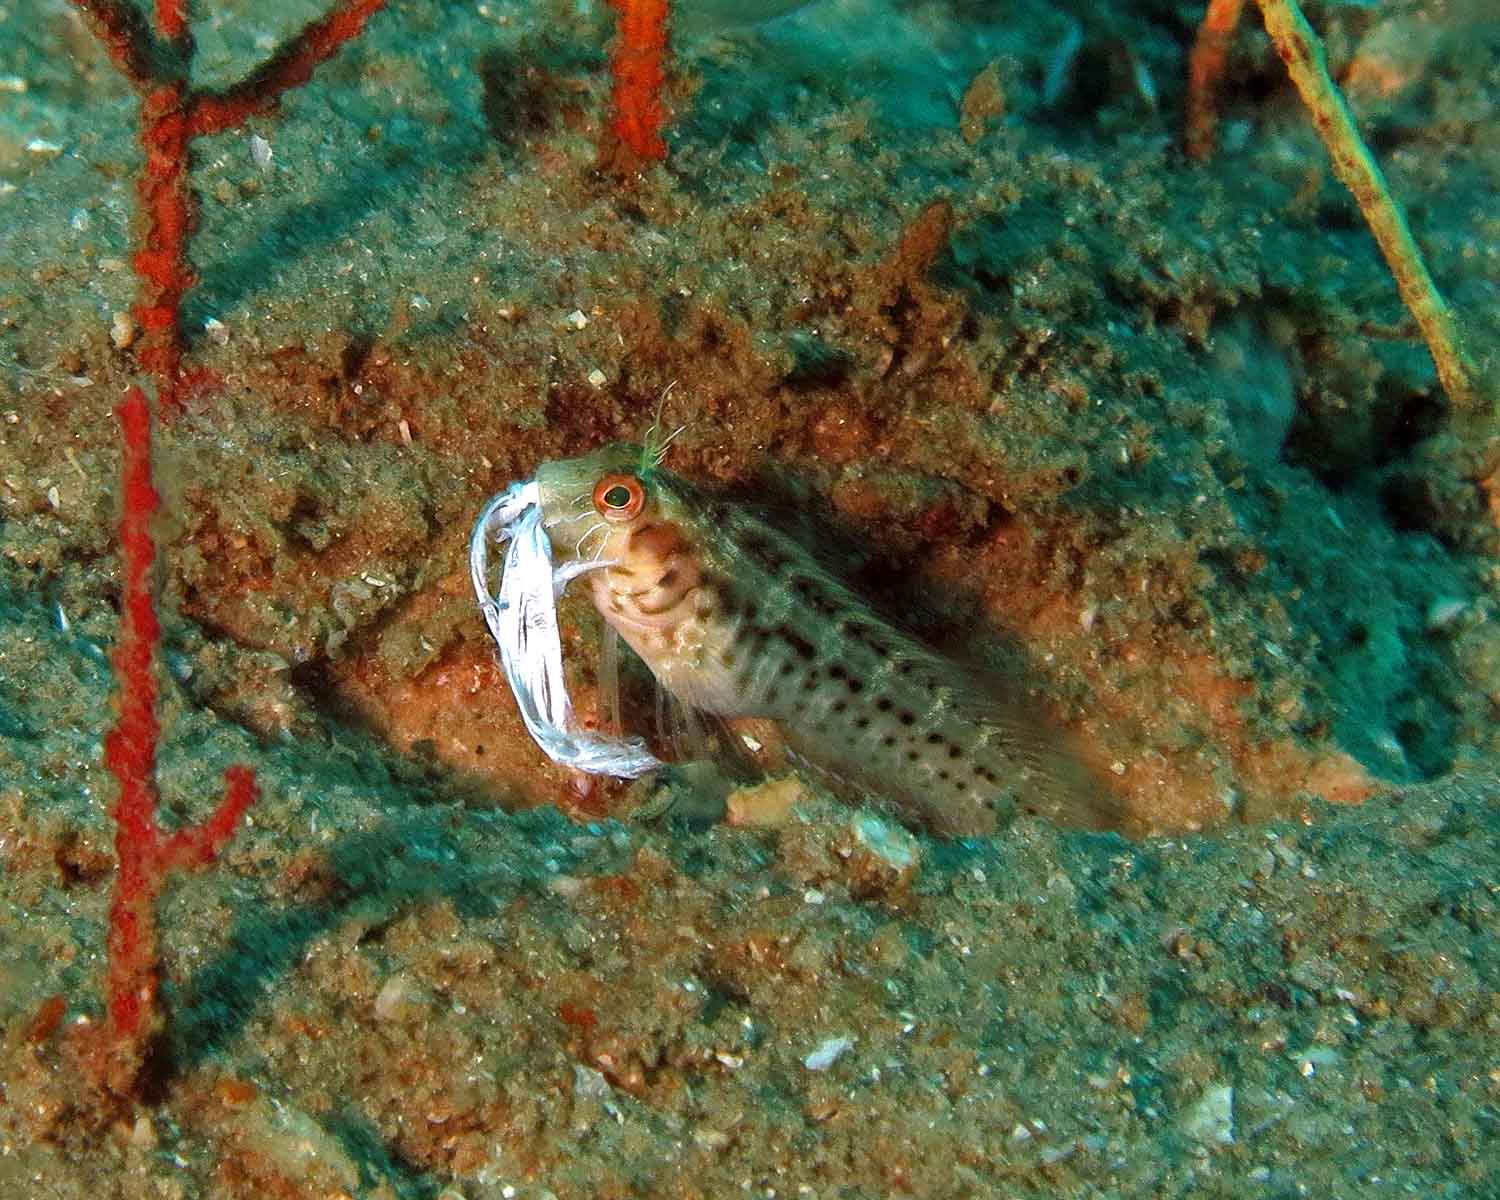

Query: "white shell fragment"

xmin=471 ymin=480 xmax=665 ymax=778
xmin=1181 ymin=1084 xmax=1235 ymax=1148
xmin=803 ymin=1035 xmax=853 ymax=1071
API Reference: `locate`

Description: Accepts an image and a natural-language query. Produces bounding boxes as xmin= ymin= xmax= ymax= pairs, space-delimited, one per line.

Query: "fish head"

xmin=535 ymin=442 xmax=684 ymax=570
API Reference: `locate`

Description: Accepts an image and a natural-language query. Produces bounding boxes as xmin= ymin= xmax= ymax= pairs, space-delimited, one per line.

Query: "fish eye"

xmin=592 ymin=473 xmax=645 ymax=521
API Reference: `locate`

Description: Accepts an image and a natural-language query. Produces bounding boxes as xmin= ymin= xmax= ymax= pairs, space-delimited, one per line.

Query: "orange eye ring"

xmin=592 ymin=473 xmax=646 ymax=522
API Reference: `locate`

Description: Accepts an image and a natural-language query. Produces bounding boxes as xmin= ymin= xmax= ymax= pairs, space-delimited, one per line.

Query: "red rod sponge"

xmin=97 ymin=386 xmax=260 ymax=1097
xmin=604 ymin=0 xmax=671 ymax=170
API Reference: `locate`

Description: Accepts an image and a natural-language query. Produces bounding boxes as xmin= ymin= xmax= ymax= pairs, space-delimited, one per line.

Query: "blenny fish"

xmin=530 ymin=441 xmax=1112 ymax=837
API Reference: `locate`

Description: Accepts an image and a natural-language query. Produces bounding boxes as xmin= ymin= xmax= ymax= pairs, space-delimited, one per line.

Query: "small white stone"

xmin=851 ymin=812 xmax=918 ymax=871
xmin=1181 ymin=1084 xmax=1234 ymax=1148
xmin=130 ymin=1115 xmax=156 ymax=1148
xmin=203 ymin=316 xmax=229 ymax=345
xmin=573 ymin=1065 xmax=612 ymax=1099
xmin=803 ymin=1035 xmax=852 ymax=1072
xmin=374 ymin=973 xmax=426 ymax=1021
xmin=110 ymin=310 xmax=137 ymax=349
xmin=26 ymin=138 xmax=63 ymax=157
xmin=0 ymin=76 xmax=28 ymax=94
xmin=566 ymin=309 xmax=588 ymax=330
xmin=587 ymin=368 xmax=607 ymax=387
xmin=250 ymin=134 xmax=273 ymax=170
xmin=1426 ymin=598 xmax=1466 ymax=633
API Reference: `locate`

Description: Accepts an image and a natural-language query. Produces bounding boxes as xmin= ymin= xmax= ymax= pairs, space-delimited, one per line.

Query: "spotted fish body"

xmin=535 ymin=443 xmax=1110 ymax=837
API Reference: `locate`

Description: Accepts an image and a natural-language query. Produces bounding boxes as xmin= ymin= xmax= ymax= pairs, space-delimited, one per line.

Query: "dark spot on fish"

xmin=739 ymin=530 xmax=792 ymax=574
xmin=846 ymin=678 xmax=865 ymax=694
xmin=882 ymin=735 xmax=896 ymax=747
xmin=832 ymin=700 xmax=847 ymax=713
xmin=855 ymin=717 xmax=870 ymax=729
xmin=927 ymin=733 xmax=944 ymax=745
xmin=776 ymin=625 xmax=817 ymax=660
xmin=832 ymin=620 xmax=879 ymax=655
xmin=899 ymin=710 xmax=915 ymax=726
xmin=948 ymin=744 xmax=962 ymax=758
xmin=791 ymin=577 xmax=840 ymax=617
xmin=876 ymin=697 xmax=893 ymax=712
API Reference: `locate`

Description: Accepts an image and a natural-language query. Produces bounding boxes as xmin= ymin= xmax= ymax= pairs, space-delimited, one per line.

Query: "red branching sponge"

xmin=98 ymin=386 xmax=262 ymax=1097
xmin=600 ymin=0 xmax=671 ymax=173
xmin=63 ymin=0 xmax=384 ymax=1102
xmin=68 ymin=0 xmax=388 ymax=414
xmin=1185 ymin=0 xmax=1248 ymax=160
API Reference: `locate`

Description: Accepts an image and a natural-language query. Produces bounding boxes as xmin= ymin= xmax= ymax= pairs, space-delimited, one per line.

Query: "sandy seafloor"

xmin=2 ymin=0 xmax=1500 ymax=1195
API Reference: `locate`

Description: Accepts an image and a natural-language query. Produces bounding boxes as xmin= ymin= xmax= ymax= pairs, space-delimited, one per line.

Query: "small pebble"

xmin=803 ymin=1035 xmax=852 ymax=1071
xmin=1425 ymin=598 xmax=1466 ymax=633
xmin=851 ymin=812 xmax=918 ymax=871
xmin=110 ymin=311 xmax=136 ymax=349
xmin=1181 ymin=1084 xmax=1235 ymax=1148
xmin=130 ymin=1116 xmax=156 ymax=1148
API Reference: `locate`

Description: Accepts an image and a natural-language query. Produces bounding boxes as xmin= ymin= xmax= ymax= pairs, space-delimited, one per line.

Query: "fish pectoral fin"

xmin=655 ymin=688 xmax=719 ymax=762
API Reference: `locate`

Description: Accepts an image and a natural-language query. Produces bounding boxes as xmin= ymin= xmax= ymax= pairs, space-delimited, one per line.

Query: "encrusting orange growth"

xmin=927 ymin=513 xmax=1377 ymax=835
xmin=601 ymin=0 xmax=671 ymax=171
